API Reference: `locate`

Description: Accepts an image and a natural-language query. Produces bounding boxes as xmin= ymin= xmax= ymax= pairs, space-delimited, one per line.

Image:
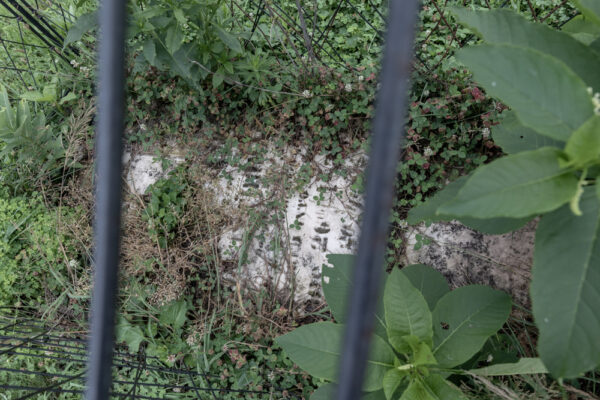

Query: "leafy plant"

xmin=0 ymin=86 xmax=66 ymax=191
xmin=408 ymin=5 xmax=600 ymax=379
xmin=276 ymin=255 xmax=546 ymax=399
xmin=142 ymin=168 xmax=188 ymax=248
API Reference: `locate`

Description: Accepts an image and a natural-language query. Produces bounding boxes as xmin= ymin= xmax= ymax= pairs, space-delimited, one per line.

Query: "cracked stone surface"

xmin=402 ymin=220 xmax=537 ymax=306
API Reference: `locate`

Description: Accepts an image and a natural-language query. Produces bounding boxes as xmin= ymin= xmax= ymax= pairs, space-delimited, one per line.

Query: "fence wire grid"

xmin=0 ymin=312 xmax=304 ymax=399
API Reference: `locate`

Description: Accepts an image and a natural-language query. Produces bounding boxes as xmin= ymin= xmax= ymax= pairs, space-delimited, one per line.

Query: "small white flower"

xmin=425 ymin=29 xmax=431 ymax=35
xmin=249 ymin=12 xmax=254 ymax=17
xmin=344 ymin=83 xmax=352 ymax=93
xmin=592 ymin=91 xmax=600 ymax=115
xmin=139 ymin=123 xmax=147 ymax=131
xmin=482 ymin=127 xmax=490 ymax=139
xmin=302 ymin=90 xmax=312 ymax=98
xmin=68 ymin=259 xmax=78 ymax=268
xmin=423 ymin=147 xmax=434 ymax=157
xmin=421 ymin=44 xmax=426 ymax=50
xmin=587 ymin=87 xmax=594 ymax=95
xmin=358 ymin=75 xmax=364 ymax=82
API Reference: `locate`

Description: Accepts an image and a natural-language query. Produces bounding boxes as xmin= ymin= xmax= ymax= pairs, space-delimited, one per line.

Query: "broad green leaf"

xmin=275 ymin=322 xmax=394 ymax=391
xmin=561 ymin=15 xmax=600 ymax=45
xmin=565 ymin=116 xmax=600 ymax=167
xmin=451 ymin=8 xmax=600 ymax=89
xmin=432 ymin=286 xmax=511 ymax=368
xmin=469 ymin=358 xmax=548 ymax=376
xmin=116 ymin=318 xmax=145 ymax=353
xmin=400 ymin=380 xmax=431 ymax=400
xmin=492 ymin=111 xmax=564 ymax=154
xmin=422 ymin=374 xmax=468 ymax=400
xmin=383 ymin=368 xmax=407 ymax=400
xmin=143 ymin=40 xmax=157 ymax=65
xmin=402 ymin=335 xmax=437 ymax=366
xmin=384 ymin=269 xmax=433 ymax=353
xmin=438 ymin=148 xmax=579 ymax=219
xmin=531 ymin=188 xmax=600 ymax=378
xmin=158 ymin=299 xmax=188 ymax=331
xmin=213 ymin=24 xmax=243 ymax=54
xmin=59 ymin=92 xmax=78 ymax=105
xmin=456 ymin=44 xmax=594 ymax=141
xmin=64 ymin=11 xmax=97 ymax=47
xmin=311 ymin=384 xmax=387 ymax=400
xmin=401 ymin=264 xmax=450 ymax=311
xmin=574 ymin=0 xmax=600 ymax=26
xmin=322 ymin=254 xmax=387 ymax=340
xmin=408 ymin=175 xmax=530 ymax=234
xmin=165 ymin=25 xmax=184 ymax=54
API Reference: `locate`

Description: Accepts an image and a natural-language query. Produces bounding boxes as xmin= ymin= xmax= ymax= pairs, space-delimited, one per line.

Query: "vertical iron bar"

xmin=85 ymin=0 xmax=126 ymax=397
xmin=335 ymin=0 xmax=419 ymax=399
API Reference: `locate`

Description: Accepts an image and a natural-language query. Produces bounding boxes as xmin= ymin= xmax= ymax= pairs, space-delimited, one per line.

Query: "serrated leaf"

xmin=493 ymin=111 xmax=564 ymax=154
xmin=408 ymin=174 xmax=531 ymax=234
xmin=565 ymin=116 xmax=600 ymax=168
xmin=401 ymin=265 xmax=449 ymax=311
xmin=451 ymin=8 xmax=600 ymax=89
xmin=531 ymin=187 xmax=600 ymax=378
xmin=384 ymin=269 xmax=433 ymax=353
xmin=432 ymin=286 xmax=511 ymax=368
xmin=383 ymin=368 xmax=407 ymax=400
xmin=456 ymin=44 xmax=594 ymax=141
xmin=143 ymin=40 xmax=157 ymax=65
xmin=322 ymin=254 xmax=387 ymax=340
xmin=573 ymin=0 xmax=600 ymax=26
xmin=64 ymin=11 xmax=97 ymax=47
xmin=275 ymin=322 xmax=394 ymax=391
xmin=213 ymin=23 xmax=242 ymax=54
xmin=469 ymin=358 xmax=548 ymax=376
xmin=438 ymin=148 xmax=579 ymax=219
xmin=165 ymin=25 xmax=183 ymax=54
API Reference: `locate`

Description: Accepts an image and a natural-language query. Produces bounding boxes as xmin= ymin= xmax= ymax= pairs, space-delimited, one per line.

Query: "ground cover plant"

xmin=1 ymin=0 xmax=599 ymax=398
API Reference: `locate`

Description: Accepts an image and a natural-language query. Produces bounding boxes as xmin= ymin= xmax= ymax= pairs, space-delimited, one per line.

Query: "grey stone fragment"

xmin=402 ymin=220 xmax=536 ymax=307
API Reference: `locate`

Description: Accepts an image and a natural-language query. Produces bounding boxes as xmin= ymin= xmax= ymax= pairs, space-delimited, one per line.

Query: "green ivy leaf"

xmin=492 ymin=111 xmax=564 ymax=154
xmin=438 ymin=148 xmax=579 ymax=219
xmin=531 ymin=187 xmax=600 ymax=378
xmin=275 ymin=322 xmax=394 ymax=391
xmin=456 ymin=44 xmax=594 ymax=141
xmin=565 ymin=116 xmax=600 ymax=168
xmin=469 ymin=358 xmax=548 ymax=376
xmin=451 ymin=8 xmax=600 ymax=89
xmin=401 ymin=265 xmax=449 ymax=311
xmin=384 ymin=269 xmax=432 ymax=353
xmin=432 ymin=286 xmax=511 ymax=368
xmin=322 ymin=254 xmax=387 ymax=340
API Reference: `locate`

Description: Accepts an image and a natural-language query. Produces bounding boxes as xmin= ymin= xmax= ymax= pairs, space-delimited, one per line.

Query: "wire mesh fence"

xmin=0 ymin=0 xmax=83 ymax=94
xmin=0 ymin=311 xmax=304 ymax=399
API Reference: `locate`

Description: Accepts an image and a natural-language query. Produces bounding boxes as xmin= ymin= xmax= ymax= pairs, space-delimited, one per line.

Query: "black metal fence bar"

xmin=335 ymin=0 xmax=419 ymax=399
xmin=85 ymin=0 xmax=127 ymax=398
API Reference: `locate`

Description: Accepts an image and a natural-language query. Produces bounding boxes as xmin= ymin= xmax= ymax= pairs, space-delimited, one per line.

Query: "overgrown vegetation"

xmin=1 ymin=0 xmax=598 ymax=398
